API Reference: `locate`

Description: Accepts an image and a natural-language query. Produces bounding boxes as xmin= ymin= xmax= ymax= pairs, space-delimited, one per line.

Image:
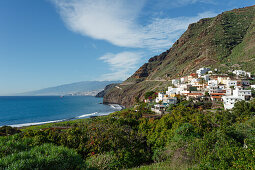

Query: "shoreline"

xmin=5 ymin=104 xmax=124 ymax=128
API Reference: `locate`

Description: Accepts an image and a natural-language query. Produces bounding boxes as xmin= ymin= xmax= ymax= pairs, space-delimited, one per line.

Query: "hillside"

xmin=104 ymin=5 xmax=255 ymax=107
xmin=20 ymin=81 xmax=121 ymax=96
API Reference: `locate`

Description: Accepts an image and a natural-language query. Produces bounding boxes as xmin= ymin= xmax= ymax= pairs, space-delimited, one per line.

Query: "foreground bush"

xmin=0 ymin=143 xmax=85 ymax=170
xmin=0 ymin=126 xmax=21 ymax=136
xmin=0 ymin=135 xmax=34 ymax=158
xmin=86 ymin=152 xmax=120 ymax=169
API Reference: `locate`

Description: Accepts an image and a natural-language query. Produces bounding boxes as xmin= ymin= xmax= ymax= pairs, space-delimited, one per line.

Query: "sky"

xmin=0 ymin=0 xmax=254 ymax=95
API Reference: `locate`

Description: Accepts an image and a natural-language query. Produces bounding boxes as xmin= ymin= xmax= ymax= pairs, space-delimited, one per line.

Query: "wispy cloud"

xmin=52 ymin=0 xmax=217 ymax=50
xmin=51 ymin=0 xmax=217 ymax=80
xmin=52 ymin=0 xmax=146 ymax=48
xmin=171 ymin=0 xmax=215 ymax=7
xmin=141 ymin=11 xmax=217 ymax=50
xmin=99 ymin=51 xmax=142 ymax=80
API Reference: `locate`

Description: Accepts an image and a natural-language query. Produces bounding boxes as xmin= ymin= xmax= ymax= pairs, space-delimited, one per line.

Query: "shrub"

xmin=86 ymin=152 xmax=120 ymax=169
xmin=144 ymin=91 xmax=157 ymax=99
xmin=0 ymin=126 xmax=21 ymax=136
xmin=0 ymin=143 xmax=85 ymax=170
xmin=152 ymin=147 xmax=169 ymax=163
xmin=0 ymin=135 xmax=34 ymax=158
xmin=173 ymin=123 xmax=200 ymax=142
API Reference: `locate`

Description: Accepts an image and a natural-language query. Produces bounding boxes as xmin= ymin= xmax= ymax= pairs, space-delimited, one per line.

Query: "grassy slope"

xmin=148 ymin=6 xmax=255 ymax=79
xmin=224 ymin=10 xmax=255 ymax=72
xmin=104 ymin=5 xmax=255 ymax=107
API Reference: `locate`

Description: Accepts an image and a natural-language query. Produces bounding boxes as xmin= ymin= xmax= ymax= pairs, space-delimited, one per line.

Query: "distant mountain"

xmin=20 ymin=81 xmax=122 ymax=96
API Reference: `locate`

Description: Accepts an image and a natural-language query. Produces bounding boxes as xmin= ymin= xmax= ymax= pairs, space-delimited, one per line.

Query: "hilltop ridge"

xmin=104 ymin=5 xmax=255 ymax=107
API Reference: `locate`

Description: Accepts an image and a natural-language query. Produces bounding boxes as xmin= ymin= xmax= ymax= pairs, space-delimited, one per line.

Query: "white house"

xmin=156 ymin=92 xmax=178 ymax=105
xmin=217 ymin=76 xmax=230 ymax=85
xmin=196 ymin=67 xmax=211 ymax=77
xmin=156 ymin=93 xmax=164 ymax=103
xmin=180 ymin=76 xmax=188 ymax=84
xmin=251 ymin=85 xmax=255 ymax=89
xmin=202 ymin=75 xmax=210 ymax=81
xmin=222 ymin=87 xmax=251 ymax=109
xmin=226 ymin=80 xmax=237 ymax=88
xmin=152 ymin=104 xmax=167 ymax=114
xmin=222 ymin=96 xmax=244 ymax=110
xmin=172 ymin=79 xmax=180 ymax=86
xmin=166 ymin=87 xmax=180 ymax=96
xmin=225 ymin=88 xmax=232 ymax=96
xmin=233 ymin=70 xmax=251 ymax=78
xmin=163 ymin=97 xmax=178 ymax=105
xmin=208 ymin=80 xmax=218 ymax=87
xmin=233 ymin=87 xmax=252 ymax=100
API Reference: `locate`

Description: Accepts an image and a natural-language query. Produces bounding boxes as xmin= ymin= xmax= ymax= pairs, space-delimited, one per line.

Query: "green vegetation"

xmin=1 ymin=99 xmax=255 ymax=169
xmin=0 ymin=126 xmax=20 ymax=136
xmin=0 ymin=135 xmax=85 ymax=170
xmin=144 ymin=91 xmax=157 ymax=100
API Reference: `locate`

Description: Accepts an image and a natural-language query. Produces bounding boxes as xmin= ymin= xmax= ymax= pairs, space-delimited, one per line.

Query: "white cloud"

xmin=172 ymin=0 xmax=215 ymax=6
xmin=51 ymin=0 xmax=218 ymax=80
xmin=52 ymin=0 xmax=146 ymax=47
xmin=99 ymin=52 xmax=142 ymax=80
xmin=141 ymin=11 xmax=217 ymax=50
xmin=52 ymin=0 xmax=217 ymax=50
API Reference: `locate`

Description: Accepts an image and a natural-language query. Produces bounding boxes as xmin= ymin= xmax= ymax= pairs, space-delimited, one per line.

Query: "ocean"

xmin=0 ymin=96 xmax=122 ymax=127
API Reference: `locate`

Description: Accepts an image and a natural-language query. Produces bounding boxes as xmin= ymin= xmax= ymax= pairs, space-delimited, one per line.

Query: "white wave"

xmin=9 ymin=119 xmax=64 ymax=128
xmin=97 ymin=112 xmax=112 ymax=116
xmin=76 ymin=112 xmax=98 ymax=118
xmin=109 ymin=104 xmax=124 ymax=110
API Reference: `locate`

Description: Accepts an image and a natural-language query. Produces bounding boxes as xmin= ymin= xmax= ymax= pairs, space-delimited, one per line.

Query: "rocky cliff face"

xmin=104 ymin=5 xmax=255 ymax=107
xmin=95 ymin=83 xmax=119 ymax=98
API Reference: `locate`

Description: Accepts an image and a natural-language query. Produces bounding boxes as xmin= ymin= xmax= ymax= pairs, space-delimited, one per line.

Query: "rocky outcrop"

xmin=95 ymin=83 xmax=119 ymax=98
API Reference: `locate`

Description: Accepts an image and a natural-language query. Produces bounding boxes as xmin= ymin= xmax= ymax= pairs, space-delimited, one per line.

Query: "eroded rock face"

xmin=103 ymin=6 xmax=255 ymax=107
xmin=96 ymin=84 xmax=118 ymax=98
xmin=132 ymin=64 xmax=149 ymax=79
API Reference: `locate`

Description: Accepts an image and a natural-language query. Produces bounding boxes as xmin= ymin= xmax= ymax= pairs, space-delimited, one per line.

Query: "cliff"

xmin=104 ymin=5 xmax=255 ymax=107
xmin=95 ymin=83 xmax=119 ymax=98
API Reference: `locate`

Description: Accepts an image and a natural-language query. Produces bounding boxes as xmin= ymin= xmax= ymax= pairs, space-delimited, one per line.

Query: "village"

xmin=145 ymin=67 xmax=255 ymax=114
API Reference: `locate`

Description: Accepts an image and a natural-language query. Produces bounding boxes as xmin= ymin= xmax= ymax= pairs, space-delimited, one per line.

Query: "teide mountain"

xmin=104 ymin=5 xmax=255 ymax=107
xmin=20 ymin=81 xmax=122 ymax=96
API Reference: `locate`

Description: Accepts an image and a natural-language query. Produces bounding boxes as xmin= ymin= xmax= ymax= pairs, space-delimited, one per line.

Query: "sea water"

xmin=0 ymin=96 xmax=121 ymax=127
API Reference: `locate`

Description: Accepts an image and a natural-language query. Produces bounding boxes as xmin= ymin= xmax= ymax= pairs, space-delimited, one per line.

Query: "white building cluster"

xmin=148 ymin=67 xmax=254 ymax=113
xmin=233 ymin=70 xmax=251 ymax=78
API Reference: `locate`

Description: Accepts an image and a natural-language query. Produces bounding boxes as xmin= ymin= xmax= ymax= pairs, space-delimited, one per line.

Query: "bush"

xmin=86 ymin=121 xmax=151 ymax=168
xmin=152 ymin=147 xmax=169 ymax=163
xmin=0 ymin=143 xmax=85 ymax=170
xmin=0 ymin=126 xmax=21 ymax=136
xmin=173 ymin=123 xmax=200 ymax=141
xmin=0 ymin=135 xmax=34 ymax=158
xmin=144 ymin=91 xmax=157 ymax=100
xmin=86 ymin=152 xmax=120 ymax=169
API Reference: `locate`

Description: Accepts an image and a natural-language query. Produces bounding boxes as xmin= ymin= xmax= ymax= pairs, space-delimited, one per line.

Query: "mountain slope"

xmin=104 ymin=5 xmax=255 ymax=107
xmin=20 ymin=81 xmax=122 ymax=96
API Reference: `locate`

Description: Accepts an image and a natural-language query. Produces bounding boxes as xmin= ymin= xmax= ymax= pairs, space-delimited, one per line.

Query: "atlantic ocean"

xmin=0 ymin=96 xmax=121 ymax=127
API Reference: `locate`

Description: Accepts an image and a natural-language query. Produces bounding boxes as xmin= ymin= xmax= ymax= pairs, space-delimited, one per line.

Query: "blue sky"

xmin=0 ymin=0 xmax=254 ymax=95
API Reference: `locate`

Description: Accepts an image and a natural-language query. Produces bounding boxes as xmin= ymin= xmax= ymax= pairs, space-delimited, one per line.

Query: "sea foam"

xmin=9 ymin=119 xmax=64 ymax=128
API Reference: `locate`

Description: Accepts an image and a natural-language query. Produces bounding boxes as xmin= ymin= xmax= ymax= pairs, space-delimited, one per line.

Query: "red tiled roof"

xmin=211 ymin=96 xmax=222 ymax=99
xmin=211 ymin=93 xmax=225 ymax=96
xmin=190 ymin=73 xmax=198 ymax=77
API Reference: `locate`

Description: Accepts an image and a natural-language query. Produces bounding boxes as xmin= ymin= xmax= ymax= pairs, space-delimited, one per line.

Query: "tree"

xmin=145 ymin=91 xmax=157 ymax=99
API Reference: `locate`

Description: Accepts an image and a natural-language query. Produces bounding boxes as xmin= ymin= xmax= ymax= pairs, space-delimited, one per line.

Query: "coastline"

xmin=7 ymin=104 xmax=124 ymax=128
